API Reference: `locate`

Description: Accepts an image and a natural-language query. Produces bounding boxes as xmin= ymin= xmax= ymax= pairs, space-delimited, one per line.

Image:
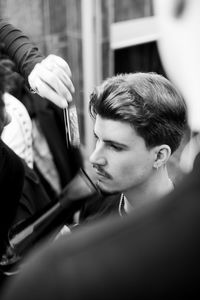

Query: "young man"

xmin=80 ymin=72 xmax=187 ymax=220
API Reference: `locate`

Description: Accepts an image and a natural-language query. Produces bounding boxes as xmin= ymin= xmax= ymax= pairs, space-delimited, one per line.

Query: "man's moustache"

xmin=92 ymin=164 xmax=112 ymax=179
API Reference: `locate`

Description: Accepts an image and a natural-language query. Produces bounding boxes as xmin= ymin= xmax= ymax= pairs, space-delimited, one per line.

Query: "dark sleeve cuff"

xmin=0 ymin=19 xmax=44 ymax=80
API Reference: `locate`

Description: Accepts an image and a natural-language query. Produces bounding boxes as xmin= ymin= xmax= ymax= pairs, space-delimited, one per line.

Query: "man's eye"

xmin=93 ymin=133 xmax=98 ymax=141
xmin=109 ymin=144 xmax=123 ymax=151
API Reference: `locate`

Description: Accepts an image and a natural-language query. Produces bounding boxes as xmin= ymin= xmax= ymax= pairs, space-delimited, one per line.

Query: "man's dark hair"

xmin=89 ymin=72 xmax=187 ymax=154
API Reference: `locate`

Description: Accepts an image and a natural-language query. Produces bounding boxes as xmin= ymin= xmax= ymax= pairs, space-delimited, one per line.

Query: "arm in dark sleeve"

xmin=0 ymin=19 xmax=44 ymax=80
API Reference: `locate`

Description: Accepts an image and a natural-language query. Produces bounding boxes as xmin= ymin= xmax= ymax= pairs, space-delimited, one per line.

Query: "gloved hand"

xmin=28 ymin=54 xmax=75 ymax=108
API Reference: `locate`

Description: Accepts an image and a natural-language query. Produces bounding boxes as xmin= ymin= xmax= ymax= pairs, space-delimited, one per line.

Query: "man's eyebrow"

xmin=93 ymin=130 xmax=128 ymax=149
xmin=105 ymin=140 xmax=128 ymax=149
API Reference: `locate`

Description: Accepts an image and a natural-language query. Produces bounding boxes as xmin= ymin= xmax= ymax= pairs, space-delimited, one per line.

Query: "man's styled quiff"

xmin=89 ymin=72 xmax=187 ymax=154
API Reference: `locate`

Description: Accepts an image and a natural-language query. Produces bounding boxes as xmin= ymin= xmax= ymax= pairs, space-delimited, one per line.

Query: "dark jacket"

xmin=21 ymin=91 xmax=78 ymax=195
xmin=13 ymin=161 xmax=52 ymax=226
xmin=0 ymin=140 xmax=24 ymax=254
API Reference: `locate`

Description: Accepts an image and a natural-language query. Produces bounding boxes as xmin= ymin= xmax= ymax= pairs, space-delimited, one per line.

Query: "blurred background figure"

xmin=0 ymin=44 xmax=77 ymax=201
xmin=0 ymin=60 xmax=83 ymax=284
xmin=0 ymin=55 xmax=50 ymax=230
xmin=0 ymin=54 xmax=82 ymax=228
xmin=153 ymin=0 xmax=200 ymax=172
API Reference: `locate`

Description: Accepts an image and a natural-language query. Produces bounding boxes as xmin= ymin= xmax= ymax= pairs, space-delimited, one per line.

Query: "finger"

xmin=29 ymin=63 xmax=74 ymax=101
xmin=42 ymin=54 xmax=72 ymax=77
xmin=37 ymin=64 xmax=74 ymax=99
xmin=32 ymin=76 xmax=70 ymax=108
xmin=35 ymin=62 xmax=75 ymax=94
xmin=42 ymin=62 xmax=75 ymax=93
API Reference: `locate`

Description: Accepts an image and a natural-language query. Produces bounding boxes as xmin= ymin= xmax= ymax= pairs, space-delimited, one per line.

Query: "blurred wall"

xmin=114 ymin=0 xmax=153 ymax=22
xmin=112 ymin=0 xmax=164 ymax=76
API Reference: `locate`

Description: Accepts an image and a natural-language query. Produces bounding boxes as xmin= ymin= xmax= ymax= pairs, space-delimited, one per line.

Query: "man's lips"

xmin=93 ymin=166 xmax=112 ymax=179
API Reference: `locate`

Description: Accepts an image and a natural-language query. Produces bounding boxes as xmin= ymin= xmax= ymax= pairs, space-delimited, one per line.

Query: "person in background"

xmin=0 ymin=19 xmax=75 ymax=257
xmin=0 ymin=59 xmax=50 ymax=230
xmin=0 ymin=86 xmax=68 ymax=230
xmin=0 ymin=52 xmax=74 ymax=200
xmin=78 ymin=72 xmax=187 ymax=223
xmin=0 ymin=56 xmax=77 ymax=228
xmin=3 ymin=0 xmax=200 ymax=298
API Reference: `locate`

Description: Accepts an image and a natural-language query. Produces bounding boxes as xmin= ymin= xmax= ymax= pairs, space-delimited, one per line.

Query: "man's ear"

xmin=153 ymin=145 xmax=171 ymax=169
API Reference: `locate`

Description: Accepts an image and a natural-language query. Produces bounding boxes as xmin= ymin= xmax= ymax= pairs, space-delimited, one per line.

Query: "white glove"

xmin=28 ymin=54 xmax=75 ymax=108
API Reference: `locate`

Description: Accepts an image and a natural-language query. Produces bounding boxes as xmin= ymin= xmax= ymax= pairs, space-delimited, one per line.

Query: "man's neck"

xmin=124 ymin=168 xmax=174 ymax=210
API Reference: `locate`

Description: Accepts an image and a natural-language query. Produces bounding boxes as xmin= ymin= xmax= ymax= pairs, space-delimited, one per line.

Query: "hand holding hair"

xmin=28 ymin=54 xmax=75 ymax=108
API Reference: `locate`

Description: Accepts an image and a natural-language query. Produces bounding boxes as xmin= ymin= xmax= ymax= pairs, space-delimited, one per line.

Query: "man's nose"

xmin=89 ymin=144 xmax=107 ymax=166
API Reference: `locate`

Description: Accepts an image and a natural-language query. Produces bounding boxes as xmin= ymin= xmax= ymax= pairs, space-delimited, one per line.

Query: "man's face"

xmin=89 ymin=115 xmax=156 ymax=195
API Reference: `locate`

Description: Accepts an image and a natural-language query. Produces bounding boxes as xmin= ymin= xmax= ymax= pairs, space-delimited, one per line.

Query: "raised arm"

xmin=0 ymin=19 xmax=74 ymax=108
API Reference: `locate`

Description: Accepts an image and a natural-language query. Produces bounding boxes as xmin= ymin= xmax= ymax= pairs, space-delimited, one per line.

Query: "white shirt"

xmin=2 ymin=93 xmax=33 ymax=168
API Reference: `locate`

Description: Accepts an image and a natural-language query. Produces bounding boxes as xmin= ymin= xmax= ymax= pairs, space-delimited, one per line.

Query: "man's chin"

xmin=96 ymin=180 xmax=119 ymax=195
